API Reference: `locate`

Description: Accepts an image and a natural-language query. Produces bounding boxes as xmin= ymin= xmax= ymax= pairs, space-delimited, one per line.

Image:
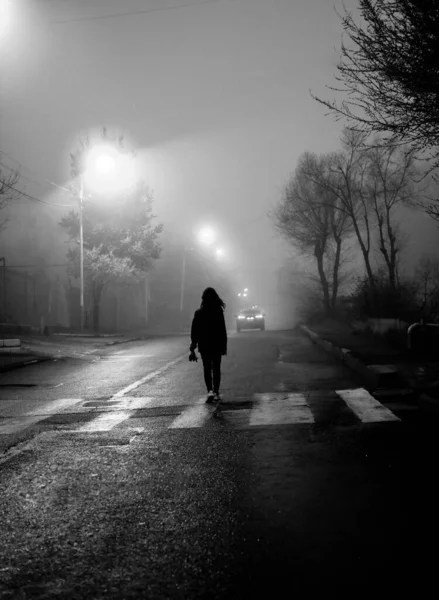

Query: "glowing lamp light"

xmin=85 ymin=146 xmax=118 ymax=176
xmin=198 ymin=226 xmax=216 ymax=246
xmin=0 ymin=0 xmax=10 ymax=42
xmin=94 ymin=153 xmax=116 ymax=176
xmin=83 ymin=145 xmax=136 ymax=196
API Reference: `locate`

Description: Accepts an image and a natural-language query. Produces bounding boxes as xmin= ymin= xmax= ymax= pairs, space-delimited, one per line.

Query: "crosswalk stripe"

xmin=336 ymin=388 xmax=400 ymax=423
xmin=250 ymin=393 xmax=314 ymax=426
xmin=112 ymin=354 xmax=186 ymax=399
xmin=168 ymin=399 xmax=213 ymax=429
xmin=78 ymin=397 xmax=153 ymax=432
xmin=0 ymin=387 xmax=405 ymax=437
xmin=0 ymin=399 xmax=83 ymax=435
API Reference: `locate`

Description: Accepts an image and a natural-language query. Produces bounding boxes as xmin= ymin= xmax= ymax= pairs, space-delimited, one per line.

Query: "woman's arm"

xmin=190 ymin=311 xmax=200 ymax=351
xmin=221 ymin=311 xmax=227 ymax=355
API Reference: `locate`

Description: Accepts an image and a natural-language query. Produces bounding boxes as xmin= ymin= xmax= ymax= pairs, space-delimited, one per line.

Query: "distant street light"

xmin=0 ymin=0 xmax=10 ymax=43
xmin=78 ymin=145 xmax=134 ymax=330
xmin=237 ymin=287 xmax=249 ymax=304
xmin=179 ymin=227 xmax=227 ymax=326
xmin=197 ymin=226 xmax=216 ymax=247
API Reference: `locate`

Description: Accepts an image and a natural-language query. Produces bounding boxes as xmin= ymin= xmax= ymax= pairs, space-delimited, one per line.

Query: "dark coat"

xmin=190 ymin=307 xmax=227 ymax=356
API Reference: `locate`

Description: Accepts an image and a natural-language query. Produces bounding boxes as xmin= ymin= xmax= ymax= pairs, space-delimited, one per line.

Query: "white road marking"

xmin=0 ymin=354 xmax=186 ymax=436
xmin=112 ymin=354 xmax=186 ymax=399
xmin=250 ymin=393 xmax=314 ymax=426
xmin=169 ymin=398 xmax=214 ymax=429
xmin=78 ymin=397 xmax=153 ymax=432
xmin=336 ymin=388 xmax=400 ymax=423
xmin=100 ymin=355 xmax=148 ymax=360
xmin=96 ymin=360 xmax=130 ymax=363
xmin=0 ymin=399 xmax=83 ymax=435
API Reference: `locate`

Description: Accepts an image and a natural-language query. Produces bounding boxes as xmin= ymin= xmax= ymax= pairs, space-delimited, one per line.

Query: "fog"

xmin=1 ymin=0 xmax=438 ymax=332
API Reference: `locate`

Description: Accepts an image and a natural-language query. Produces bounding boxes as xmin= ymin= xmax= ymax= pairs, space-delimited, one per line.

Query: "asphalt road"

xmin=0 ymin=329 xmax=427 ymax=598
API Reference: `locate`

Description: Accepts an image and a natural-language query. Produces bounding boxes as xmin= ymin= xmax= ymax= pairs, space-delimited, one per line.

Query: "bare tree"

xmin=297 ymin=131 xmax=377 ymax=286
xmin=312 ymin=1 xmax=439 ymax=173
xmin=365 ymin=141 xmax=419 ymax=289
xmin=414 ymin=255 xmax=439 ymax=321
xmin=0 ymin=159 xmax=21 ymax=234
xmin=273 ymin=154 xmax=352 ymax=315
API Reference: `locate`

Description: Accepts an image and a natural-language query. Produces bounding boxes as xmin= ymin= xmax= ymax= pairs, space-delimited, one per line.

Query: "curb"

xmin=0 ymin=348 xmax=25 ymax=355
xmin=299 ymin=324 xmax=407 ymax=391
xmin=0 ymin=336 xmax=147 ymax=372
xmin=0 ymin=339 xmax=21 ymax=348
xmin=51 ymin=333 xmax=125 ymax=338
xmin=0 ymin=356 xmax=51 ymax=373
xmin=104 ymin=336 xmax=144 ymax=346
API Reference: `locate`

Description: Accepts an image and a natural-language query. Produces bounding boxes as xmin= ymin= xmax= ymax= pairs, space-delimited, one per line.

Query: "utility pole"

xmin=0 ymin=257 xmax=5 ymax=319
xmin=79 ymin=174 xmax=84 ymax=331
xmin=179 ymin=247 xmax=186 ymax=329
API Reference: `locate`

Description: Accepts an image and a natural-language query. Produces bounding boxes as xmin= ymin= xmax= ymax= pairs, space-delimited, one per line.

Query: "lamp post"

xmin=179 ymin=226 xmax=221 ymax=328
xmin=77 ymin=144 xmax=133 ymax=331
xmin=0 ymin=257 xmax=6 ymax=319
xmin=79 ymin=174 xmax=85 ymax=330
xmin=179 ymin=247 xmax=186 ymax=316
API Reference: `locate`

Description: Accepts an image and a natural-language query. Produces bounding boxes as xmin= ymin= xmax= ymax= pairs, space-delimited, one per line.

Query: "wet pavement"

xmin=0 ymin=329 xmax=427 ymax=597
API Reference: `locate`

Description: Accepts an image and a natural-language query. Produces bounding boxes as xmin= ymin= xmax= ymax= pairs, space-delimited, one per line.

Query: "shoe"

xmin=206 ymin=391 xmax=214 ymax=403
xmin=213 ymin=392 xmax=221 ymax=402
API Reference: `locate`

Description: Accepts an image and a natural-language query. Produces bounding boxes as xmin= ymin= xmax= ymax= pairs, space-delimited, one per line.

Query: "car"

xmin=236 ymin=308 xmax=265 ymax=332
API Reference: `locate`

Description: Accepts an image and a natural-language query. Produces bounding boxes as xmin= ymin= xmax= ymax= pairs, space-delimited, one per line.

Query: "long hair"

xmin=200 ymin=287 xmax=226 ymax=312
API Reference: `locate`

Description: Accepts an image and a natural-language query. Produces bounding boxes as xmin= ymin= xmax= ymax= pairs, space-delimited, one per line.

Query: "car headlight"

xmin=255 ymin=314 xmax=263 ymax=318
xmin=238 ymin=315 xmax=246 ymax=319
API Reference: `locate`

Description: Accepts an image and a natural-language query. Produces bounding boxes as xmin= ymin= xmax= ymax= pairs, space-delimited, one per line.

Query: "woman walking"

xmin=189 ymin=287 xmax=227 ymax=402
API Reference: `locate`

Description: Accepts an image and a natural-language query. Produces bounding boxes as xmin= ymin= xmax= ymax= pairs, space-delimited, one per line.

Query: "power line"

xmin=0 ymin=161 xmax=75 ymax=202
xmin=5 ymin=264 xmax=70 ymax=268
xmin=51 ymin=0 xmax=225 ymax=25
xmin=0 ymin=150 xmax=72 ymax=195
xmin=0 ymin=180 xmax=76 ymax=208
xmin=0 ymin=152 xmax=123 ymax=209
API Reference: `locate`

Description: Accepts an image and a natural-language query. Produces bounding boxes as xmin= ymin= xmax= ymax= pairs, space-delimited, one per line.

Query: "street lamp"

xmin=179 ymin=226 xmax=226 ymax=325
xmin=78 ymin=145 xmax=132 ymax=330
xmin=197 ymin=226 xmax=216 ymax=247
xmin=180 ymin=226 xmax=217 ymax=318
xmin=237 ymin=288 xmax=249 ymax=308
xmin=0 ymin=0 xmax=10 ymax=44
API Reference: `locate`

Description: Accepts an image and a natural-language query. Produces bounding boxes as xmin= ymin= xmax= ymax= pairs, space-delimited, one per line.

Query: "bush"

xmin=348 ymin=274 xmax=419 ymax=322
xmin=295 ymin=290 xmax=327 ymax=324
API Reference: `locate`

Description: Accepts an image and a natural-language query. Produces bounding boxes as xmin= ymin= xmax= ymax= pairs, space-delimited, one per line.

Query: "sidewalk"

xmin=0 ymin=332 xmax=147 ymax=373
xmin=299 ymin=318 xmax=439 ymax=402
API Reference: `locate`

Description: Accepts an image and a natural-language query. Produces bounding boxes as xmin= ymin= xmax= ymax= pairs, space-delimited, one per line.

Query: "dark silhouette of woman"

xmin=189 ymin=287 xmax=227 ymax=402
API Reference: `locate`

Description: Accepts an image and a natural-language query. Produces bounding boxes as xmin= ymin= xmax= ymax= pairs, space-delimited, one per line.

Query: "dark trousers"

xmin=201 ymin=354 xmax=222 ymax=393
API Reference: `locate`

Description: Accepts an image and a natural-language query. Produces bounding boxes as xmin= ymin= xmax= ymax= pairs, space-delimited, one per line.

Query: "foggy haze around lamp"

xmin=197 ymin=226 xmax=216 ymax=247
xmin=84 ymin=145 xmax=136 ymax=196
